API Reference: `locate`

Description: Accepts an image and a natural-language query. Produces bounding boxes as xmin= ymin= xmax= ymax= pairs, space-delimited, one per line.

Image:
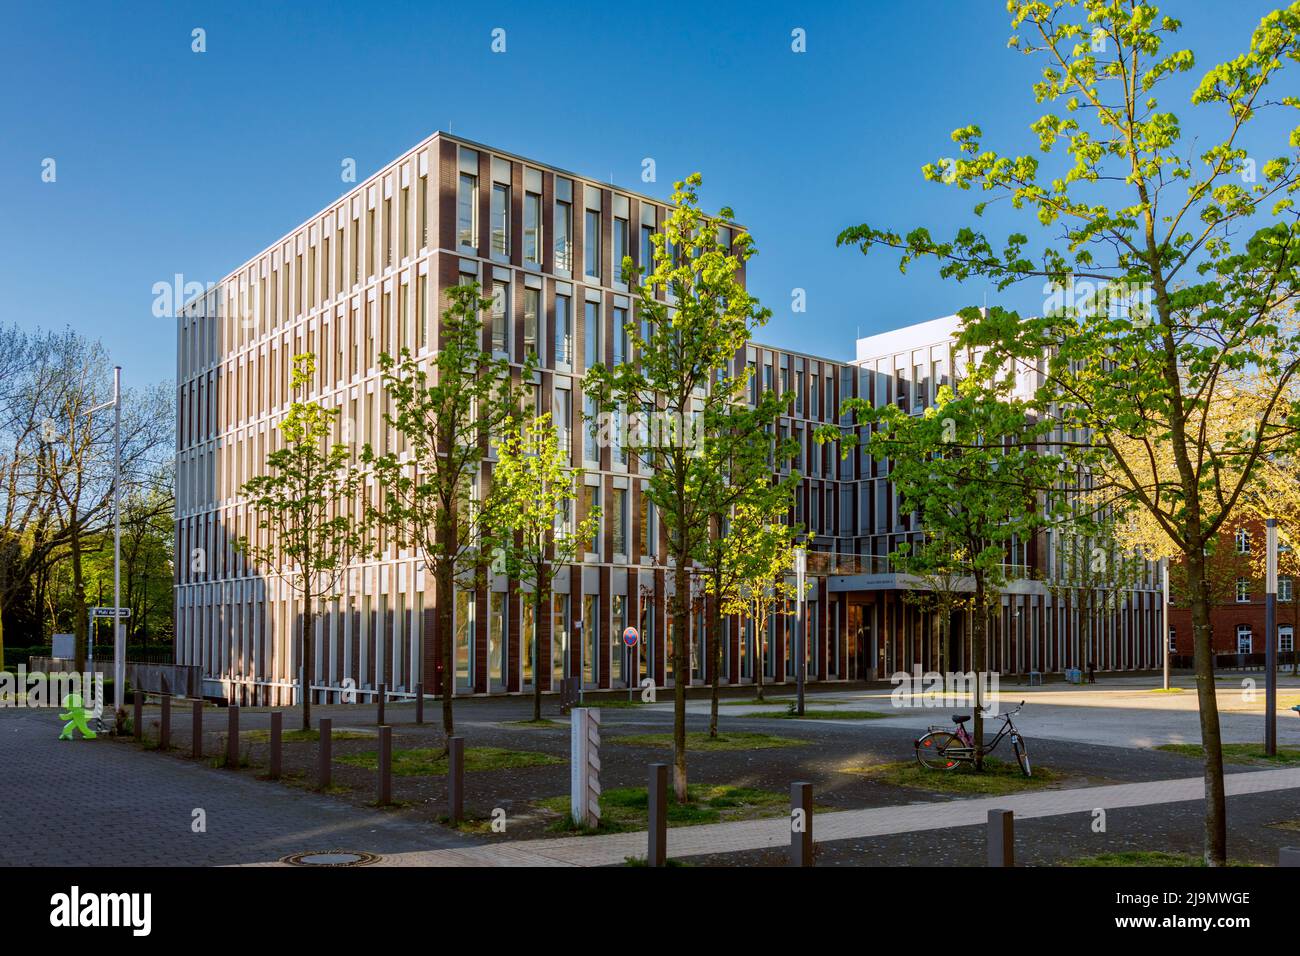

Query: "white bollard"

xmin=570 ymin=707 xmax=602 ymax=827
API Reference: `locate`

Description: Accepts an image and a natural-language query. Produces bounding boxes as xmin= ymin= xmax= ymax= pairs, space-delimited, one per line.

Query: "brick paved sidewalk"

xmin=363 ymin=766 xmax=1300 ymax=867
xmin=0 ymin=708 xmax=479 ymax=866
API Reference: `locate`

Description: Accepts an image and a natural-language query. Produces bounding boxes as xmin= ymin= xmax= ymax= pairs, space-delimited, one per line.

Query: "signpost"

xmin=87 ymin=607 xmax=130 ymax=666
xmin=623 ymin=627 xmax=639 ymax=703
xmin=794 ymin=547 xmax=807 ymax=717
xmin=1266 ymin=518 xmax=1278 ymax=757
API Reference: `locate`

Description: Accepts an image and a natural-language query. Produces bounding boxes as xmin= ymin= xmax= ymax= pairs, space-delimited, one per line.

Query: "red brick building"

xmin=1168 ymin=518 xmax=1298 ymax=662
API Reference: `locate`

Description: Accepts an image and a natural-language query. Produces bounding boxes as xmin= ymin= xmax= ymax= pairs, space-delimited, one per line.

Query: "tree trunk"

xmin=300 ymin=600 xmax=313 ymax=731
xmin=671 ymin=560 xmax=691 ymax=803
xmin=754 ymin=609 xmax=765 ymax=702
xmin=971 ymin=577 xmax=985 ymax=771
xmin=533 ymin=589 xmax=544 ymax=722
xmin=1186 ymin=549 xmax=1227 ymax=865
xmin=437 ymin=557 xmax=455 ymax=738
xmin=708 ymin=569 xmax=723 ymax=738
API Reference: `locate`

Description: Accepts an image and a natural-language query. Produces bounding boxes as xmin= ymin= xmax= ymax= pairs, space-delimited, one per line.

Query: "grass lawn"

xmin=335 ymin=745 xmax=563 ymax=776
xmin=748 ymin=708 xmax=888 ymax=720
xmin=1065 ymin=850 xmax=1260 ymax=867
xmin=538 ymin=783 xmax=791 ymax=834
xmin=500 ymin=718 xmax=564 ymax=728
xmin=243 ymin=727 xmax=375 ymax=743
xmin=1065 ymin=851 xmax=1204 ymax=867
xmin=608 ymin=731 xmax=805 ymax=751
xmin=1156 ymin=742 xmax=1300 ymax=766
xmin=1148 ymin=688 xmax=1185 ymax=693
xmin=839 ymin=757 xmax=1064 ymax=795
xmin=719 ymin=697 xmax=853 ymax=707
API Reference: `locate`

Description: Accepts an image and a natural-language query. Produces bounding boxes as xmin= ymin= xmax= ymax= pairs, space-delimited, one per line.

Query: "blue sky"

xmin=0 ymin=0 xmax=1289 ymax=387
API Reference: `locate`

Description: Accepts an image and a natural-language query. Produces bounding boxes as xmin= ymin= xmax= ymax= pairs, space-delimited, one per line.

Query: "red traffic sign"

xmin=622 ymin=626 xmax=639 ymax=648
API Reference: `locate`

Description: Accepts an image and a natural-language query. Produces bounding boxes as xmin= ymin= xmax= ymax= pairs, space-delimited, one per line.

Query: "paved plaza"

xmin=5 ymin=674 xmax=1300 ymax=867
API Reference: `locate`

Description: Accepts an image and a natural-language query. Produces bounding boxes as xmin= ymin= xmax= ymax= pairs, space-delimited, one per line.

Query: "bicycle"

xmin=913 ymin=700 xmax=1031 ymax=777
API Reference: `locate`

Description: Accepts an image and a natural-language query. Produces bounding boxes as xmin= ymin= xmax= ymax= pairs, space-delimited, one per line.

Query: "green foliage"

xmin=237 ymin=353 xmax=368 ymax=729
xmin=833 ymin=0 xmax=1300 ymax=864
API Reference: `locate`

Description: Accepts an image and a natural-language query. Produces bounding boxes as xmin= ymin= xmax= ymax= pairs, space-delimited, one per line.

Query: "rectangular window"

xmin=1236 ymin=528 xmax=1251 ymax=553
xmin=584 ymin=300 xmax=601 ymax=370
xmin=400 ymin=186 xmax=409 ymax=260
xmin=584 ymin=484 xmax=601 ymax=554
xmin=613 ymin=487 xmax=628 ymax=556
xmin=522 ymin=598 xmax=536 ymax=687
xmin=418 ymin=174 xmax=428 ymax=248
xmin=491 ymin=282 xmax=509 ymax=353
xmin=1237 ymin=577 xmax=1251 ymax=603
xmin=554 ymin=387 xmax=572 ymax=458
xmin=383 ymin=197 xmax=393 ymax=268
xmin=417 ymin=275 xmax=428 ymax=350
xmin=640 ymin=224 xmax=654 ymax=279
xmin=524 ymin=192 xmax=542 ymax=265
xmin=457 ymin=172 xmax=477 ymax=247
xmin=1237 ymin=625 xmax=1253 ymax=654
xmin=582 ymin=594 xmax=599 ymax=687
xmin=555 ymin=200 xmax=572 ymax=271
xmin=613 ymin=217 xmax=629 ymax=283
xmin=555 ymin=294 xmax=572 ymax=365
xmin=1281 ymin=577 xmax=1294 ymax=602
xmin=639 ymin=492 xmax=655 ymax=559
xmin=553 ymin=593 xmax=569 ymax=685
xmin=1280 ymin=625 xmax=1294 ymax=653
xmin=523 ymin=288 xmax=540 ymax=358
xmin=491 ymin=182 xmax=509 ymax=256
xmin=585 ymin=209 xmax=601 ymax=280
xmin=612 ymin=306 xmax=628 ymax=366
xmin=584 ymin=394 xmax=600 ymax=463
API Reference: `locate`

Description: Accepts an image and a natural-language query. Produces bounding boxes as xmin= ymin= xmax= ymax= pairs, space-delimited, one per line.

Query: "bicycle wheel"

xmin=916 ymin=731 xmax=963 ymax=771
xmin=1013 ymin=736 xmax=1032 ymax=777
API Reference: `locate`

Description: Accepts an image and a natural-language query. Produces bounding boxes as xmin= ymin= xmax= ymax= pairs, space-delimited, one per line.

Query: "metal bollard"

xmin=159 ymin=695 xmax=171 ymax=751
xmin=268 ymin=711 xmax=282 ymax=780
xmin=790 ymin=782 xmax=813 ymax=866
xmin=415 ymin=683 xmax=424 ymax=724
xmin=448 ymin=735 xmax=464 ymax=823
xmin=191 ymin=700 xmax=203 ymax=758
xmin=377 ymin=725 xmax=392 ymax=806
xmin=377 ymin=683 xmax=386 ymax=726
xmin=226 ymin=706 xmax=240 ymax=768
xmin=648 ymin=763 xmax=668 ymax=867
xmin=133 ymin=690 xmax=143 ymax=742
xmin=318 ymin=718 xmax=332 ymax=789
xmin=987 ymin=809 xmax=1014 ymax=867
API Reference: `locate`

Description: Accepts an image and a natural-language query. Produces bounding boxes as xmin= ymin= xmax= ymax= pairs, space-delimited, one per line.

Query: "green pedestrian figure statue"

xmin=59 ymin=693 xmax=97 ymax=740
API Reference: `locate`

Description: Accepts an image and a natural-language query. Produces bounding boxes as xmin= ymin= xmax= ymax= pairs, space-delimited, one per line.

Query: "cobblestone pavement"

xmin=0 ymin=707 xmax=479 ymax=866
xmin=351 ymin=765 xmax=1300 ymax=867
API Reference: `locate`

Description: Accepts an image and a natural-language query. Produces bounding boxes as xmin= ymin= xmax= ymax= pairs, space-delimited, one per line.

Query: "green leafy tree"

xmin=712 ymin=498 xmax=798 ymax=705
xmin=696 ymin=399 xmax=799 ymax=736
xmin=368 ymin=283 xmax=532 ymax=737
xmin=488 ymin=412 xmax=599 ymax=722
xmin=820 ymin=358 xmax=1065 ymax=767
xmin=238 ymin=354 xmax=368 ymax=731
xmin=835 ymin=1 xmax=1300 ymax=861
xmin=588 ymin=173 xmax=771 ymax=802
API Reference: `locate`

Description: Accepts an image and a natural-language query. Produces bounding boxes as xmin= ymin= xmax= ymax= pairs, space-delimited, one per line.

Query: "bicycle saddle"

xmin=952 ymin=715 xmax=970 ymax=724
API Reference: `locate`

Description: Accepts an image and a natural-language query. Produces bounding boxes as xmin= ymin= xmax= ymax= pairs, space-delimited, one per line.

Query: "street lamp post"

xmin=84 ymin=366 xmax=123 ymax=722
xmin=1266 ymin=518 xmax=1278 ymax=757
xmin=794 ymin=546 xmax=807 ymax=717
xmin=1161 ymin=558 xmax=1170 ymax=692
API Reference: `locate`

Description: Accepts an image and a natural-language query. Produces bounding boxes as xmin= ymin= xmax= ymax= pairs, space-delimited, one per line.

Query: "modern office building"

xmin=176 ymin=132 xmax=1165 ymax=704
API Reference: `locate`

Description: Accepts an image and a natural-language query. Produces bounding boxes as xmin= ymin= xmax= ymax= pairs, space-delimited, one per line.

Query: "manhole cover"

xmin=281 ymin=850 xmax=380 ymax=867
